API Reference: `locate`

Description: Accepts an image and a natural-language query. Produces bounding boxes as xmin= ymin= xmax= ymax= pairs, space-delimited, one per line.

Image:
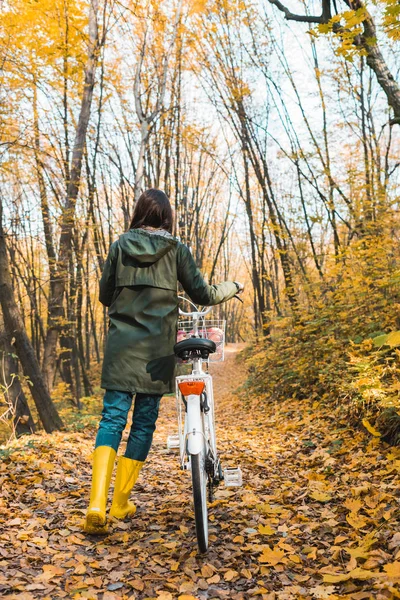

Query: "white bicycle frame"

xmin=175 ymin=301 xmax=217 ymax=471
xmin=170 ymin=297 xmax=243 ymax=552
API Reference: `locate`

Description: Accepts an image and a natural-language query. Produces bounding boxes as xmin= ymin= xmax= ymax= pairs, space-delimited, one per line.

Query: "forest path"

xmin=1 ymin=345 xmax=399 ymax=599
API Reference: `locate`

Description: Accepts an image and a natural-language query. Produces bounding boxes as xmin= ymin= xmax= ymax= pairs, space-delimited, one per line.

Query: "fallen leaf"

xmin=38 ymin=565 xmax=65 ymax=581
xmin=383 ymin=561 xmax=400 ymax=582
xmin=309 ymin=491 xmax=332 ymax=503
xmin=309 ymin=584 xmax=337 ymax=598
xmin=129 ymin=580 xmax=144 ymax=591
xmin=224 ymin=569 xmax=238 ymax=581
xmin=233 ymin=535 xmax=245 ymax=543
xmin=201 ymin=564 xmax=214 ymax=578
xmin=259 ymin=546 xmax=286 ymax=566
xmin=346 ymin=512 xmax=368 ymax=530
xmin=157 ymin=592 xmax=173 ymax=600
xmin=258 ymin=524 xmax=275 ymax=535
xmin=362 ymin=419 xmax=381 ymax=437
xmin=323 ymin=567 xmax=380 ymax=583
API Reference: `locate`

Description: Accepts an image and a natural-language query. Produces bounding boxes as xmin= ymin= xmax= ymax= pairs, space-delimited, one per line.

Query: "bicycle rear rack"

xmin=224 ymin=467 xmax=243 ymax=487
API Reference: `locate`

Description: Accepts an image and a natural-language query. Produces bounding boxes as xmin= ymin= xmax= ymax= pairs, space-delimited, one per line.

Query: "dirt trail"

xmin=1 ymin=344 xmax=399 ymax=600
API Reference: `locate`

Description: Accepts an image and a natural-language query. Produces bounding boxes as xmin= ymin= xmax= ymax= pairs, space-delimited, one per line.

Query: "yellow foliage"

xmin=246 ymin=225 xmax=400 ymax=444
xmin=380 ymin=0 xmax=400 ymax=40
xmin=362 ymin=418 xmax=382 ymax=437
xmin=315 ymin=7 xmax=369 ymax=61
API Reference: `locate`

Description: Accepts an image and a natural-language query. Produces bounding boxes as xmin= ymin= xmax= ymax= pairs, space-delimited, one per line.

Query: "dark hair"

xmin=129 ymin=189 xmax=173 ymax=233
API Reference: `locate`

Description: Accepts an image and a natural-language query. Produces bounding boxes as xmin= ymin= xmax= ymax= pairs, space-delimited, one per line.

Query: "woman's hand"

xmin=234 ymin=281 xmax=245 ymax=294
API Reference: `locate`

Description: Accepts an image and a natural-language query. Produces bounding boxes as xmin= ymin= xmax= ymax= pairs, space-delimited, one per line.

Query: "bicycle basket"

xmin=176 ymin=319 xmax=226 ymax=362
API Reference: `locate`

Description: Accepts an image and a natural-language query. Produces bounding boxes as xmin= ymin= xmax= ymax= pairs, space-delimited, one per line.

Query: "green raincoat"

xmin=99 ymin=228 xmax=237 ymax=395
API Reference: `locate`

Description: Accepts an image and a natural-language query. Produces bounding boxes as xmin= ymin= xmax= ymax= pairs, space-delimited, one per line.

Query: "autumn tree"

xmin=267 ymin=0 xmax=400 ymax=124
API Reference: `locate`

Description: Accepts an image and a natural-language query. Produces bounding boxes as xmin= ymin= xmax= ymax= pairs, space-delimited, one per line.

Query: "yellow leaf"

xmin=346 ymin=512 xmax=368 ymax=530
xmin=241 ymin=568 xmax=252 ymax=579
xmin=383 ymin=561 xmax=400 ymax=583
xmin=201 ymin=564 xmax=214 ymax=578
xmin=207 ymin=574 xmax=220 ymax=584
xmin=362 ymin=419 xmax=381 ymax=437
xmin=224 ymin=569 xmax=238 ymax=581
xmin=289 ymin=554 xmax=301 ymax=564
xmin=31 ymin=537 xmax=47 ymax=548
xmin=258 ymin=524 xmax=275 ymax=535
xmin=259 ymin=546 xmax=286 ymax=566
xmin=38 ymin=565 xmax=65 ymax=581
xmin=334 ymin=535 xmax=348 ymax=544
xmin=179 ymin=582 xmax=196 ymax=594
xmin=233 ymin=535 xmax=244 ymax=544
xmin=307 ymin=547 xmax=318 ymax=559
xmin=347 ymin=533 xmax=376 ymax=559
xmin=309 ymin=491 xmax=332 ymax=503
xmin=344 ymin=498 xmax=363 ymax=513
xmin=74 ymin=563 xmax=86 ymax=575
xmin=323 ymin=567 xmax=379 ymax=583
xmin=38 ymin=461 xmax=55 ymax=471
xmin=157 ymin=593 xmax=173 ymax=600
xmin=129 ymin=580 xmax=144 ymax=591
xmin=386 ymin=331 xmax=400 ymax=347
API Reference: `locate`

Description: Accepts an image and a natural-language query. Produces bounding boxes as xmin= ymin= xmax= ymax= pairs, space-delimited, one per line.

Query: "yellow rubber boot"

xmin=109 ymin=457 xmax=144 ymax=519
xmin=84 ymin=446 xmax=116 ymax=534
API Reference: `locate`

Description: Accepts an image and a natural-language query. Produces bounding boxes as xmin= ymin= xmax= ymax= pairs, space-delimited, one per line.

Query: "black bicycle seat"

xmin=174 ymin=337 xmax=216 ymax=359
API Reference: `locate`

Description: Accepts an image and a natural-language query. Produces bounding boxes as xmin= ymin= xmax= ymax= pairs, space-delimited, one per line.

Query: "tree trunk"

xmin=42 ymin=0 xmax=101 ymax=391
xmin=359 ymin=6 xmax=400 ymax=125
xmin=268 ymin=0 xmax=400 ymax=124
xmin=0 ymin=204 xmax=63 ymax=433
xmin=0 ymin=308 xmax=35 ymax=436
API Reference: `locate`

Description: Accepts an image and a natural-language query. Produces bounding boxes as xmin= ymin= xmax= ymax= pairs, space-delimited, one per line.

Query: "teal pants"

xmin=95 ymin=391 xmax=162 ymax=461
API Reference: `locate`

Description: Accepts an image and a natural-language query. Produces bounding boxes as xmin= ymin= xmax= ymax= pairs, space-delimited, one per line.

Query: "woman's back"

xmin=100 ymin=226 xmax=238 ymax=395
xmin=101 ymin=228 xmax=180 ymax=395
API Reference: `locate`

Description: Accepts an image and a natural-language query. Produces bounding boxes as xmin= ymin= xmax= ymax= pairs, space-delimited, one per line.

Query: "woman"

xmin=84 ymin=188 xmax=242 ymax=534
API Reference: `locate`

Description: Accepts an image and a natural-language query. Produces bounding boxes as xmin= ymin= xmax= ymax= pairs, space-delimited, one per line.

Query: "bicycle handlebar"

xmin=178 ymin=295 xmax=213 ymax=318
xmin=178 ymin=305 xmax=213 ymax=317
xmin=178 ymin=292 xmax=242 ymax=317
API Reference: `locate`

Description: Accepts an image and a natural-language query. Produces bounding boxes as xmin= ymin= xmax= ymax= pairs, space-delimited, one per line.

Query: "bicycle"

xmin=167 ymin=297 xmax=242 ymax=553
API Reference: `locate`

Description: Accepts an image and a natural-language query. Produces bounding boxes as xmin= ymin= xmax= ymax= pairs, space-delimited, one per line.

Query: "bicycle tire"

xmin=191 ymin=452 xmax=208 ymax=553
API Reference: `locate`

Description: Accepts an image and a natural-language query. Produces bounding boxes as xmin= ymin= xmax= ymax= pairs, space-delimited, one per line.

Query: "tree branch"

xmin=267 ymin=0 xmax=330 ymax=24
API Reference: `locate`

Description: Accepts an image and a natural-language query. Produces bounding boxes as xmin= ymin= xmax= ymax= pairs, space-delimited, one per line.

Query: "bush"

xmin=245 ymin=229 xmax=400 ymax=444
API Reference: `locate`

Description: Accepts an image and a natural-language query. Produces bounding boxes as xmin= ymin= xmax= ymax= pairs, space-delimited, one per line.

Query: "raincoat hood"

xmin=118 ymin=229 xmax=175 ymax=266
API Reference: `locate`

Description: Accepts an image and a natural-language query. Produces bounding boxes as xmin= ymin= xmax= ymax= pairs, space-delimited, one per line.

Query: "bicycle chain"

xmin=205 ymin=454 xmax=214 ymax=476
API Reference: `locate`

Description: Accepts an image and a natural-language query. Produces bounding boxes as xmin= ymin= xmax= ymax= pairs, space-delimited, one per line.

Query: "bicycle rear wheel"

xmin=190 ymin=452 xmax=208 ymax=553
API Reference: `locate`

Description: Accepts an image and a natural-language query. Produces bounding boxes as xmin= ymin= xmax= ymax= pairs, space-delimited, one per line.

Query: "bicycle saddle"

xmin=174 ymin=337 xmax=216 ymax=359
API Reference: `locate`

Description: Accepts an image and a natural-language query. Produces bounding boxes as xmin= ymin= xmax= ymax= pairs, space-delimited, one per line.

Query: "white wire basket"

xmin=176 ymin=318 xmax=226 ymax=362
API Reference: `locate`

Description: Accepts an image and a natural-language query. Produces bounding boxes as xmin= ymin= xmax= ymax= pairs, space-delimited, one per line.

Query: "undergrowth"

xmin=244 ymin=228 xmax=400 ymax=445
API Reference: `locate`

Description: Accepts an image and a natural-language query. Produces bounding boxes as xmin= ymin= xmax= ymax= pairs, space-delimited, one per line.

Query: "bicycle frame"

xmin=176 ymin=359 xmax=217 ymax=471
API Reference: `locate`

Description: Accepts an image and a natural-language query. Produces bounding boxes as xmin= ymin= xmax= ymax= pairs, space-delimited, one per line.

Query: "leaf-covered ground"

xmin=1 ymin=345 xmax=399 ymax=600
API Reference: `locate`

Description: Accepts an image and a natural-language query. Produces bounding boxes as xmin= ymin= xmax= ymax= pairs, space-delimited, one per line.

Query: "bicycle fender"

xmin=186 ymin=394 xmax=204 ymax=455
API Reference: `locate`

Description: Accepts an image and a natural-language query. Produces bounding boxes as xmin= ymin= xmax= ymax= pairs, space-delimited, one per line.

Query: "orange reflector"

xmin=178 ymin=381 xmax=205 ymax=396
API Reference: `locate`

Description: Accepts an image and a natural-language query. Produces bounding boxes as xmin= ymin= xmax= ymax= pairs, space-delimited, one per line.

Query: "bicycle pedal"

xmin=224 ymin=467 xmax=243 ymax=487
xmin=166 ymin=434 xmax=180 ymax=450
